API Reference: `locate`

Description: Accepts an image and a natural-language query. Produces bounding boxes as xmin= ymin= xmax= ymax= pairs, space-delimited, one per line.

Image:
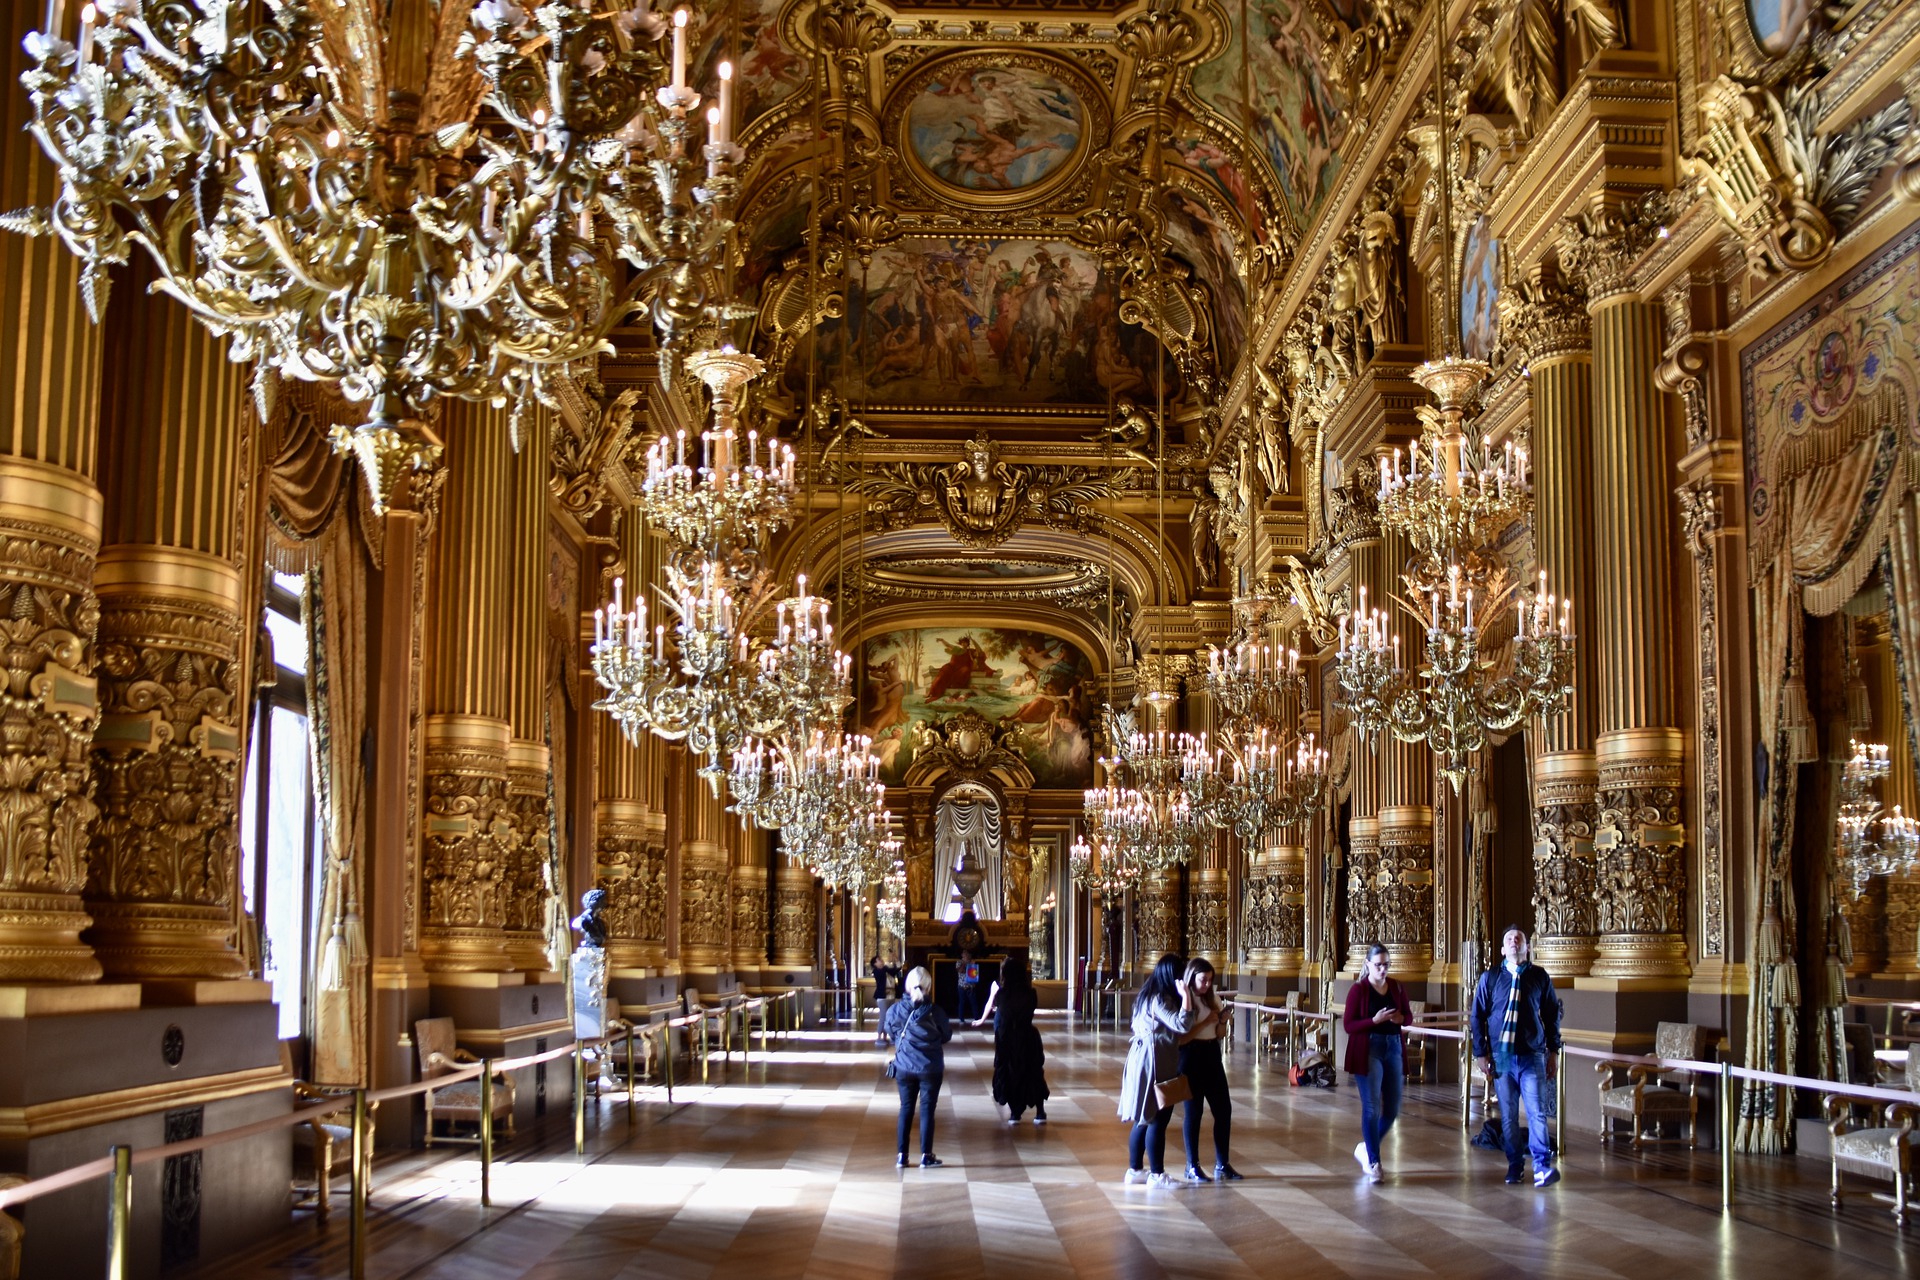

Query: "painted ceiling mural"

xmin=905 ymin=65 xmax=1088 ymax=195
xmin=697 ymin=0 xmax=807 ymax=134
xmin=1191 ymin=0 xmax=1351 ymax=230
xmin=807 ymin=238 xmax=1173 ymax=407
xmin=854 ymin=627 xmax=1097 ymax=788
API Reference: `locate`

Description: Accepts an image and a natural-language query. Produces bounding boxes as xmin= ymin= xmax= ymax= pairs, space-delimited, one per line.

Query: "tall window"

xmin=238 ymin=572 xmax=321 ymax=1041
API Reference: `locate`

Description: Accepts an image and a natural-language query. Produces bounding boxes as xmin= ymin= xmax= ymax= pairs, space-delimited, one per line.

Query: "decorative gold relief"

xmin=1531 ymin=752 xmax=1599 ymax=975
xmin=679 ymin=841 xmax=732 ymax=969
xmin=1188 ymin=867 xmax=1229 ymax=960
xmin=1136 ymin=869 xmax=1180 ymax=960
xmin=848 ymin=432 xmax=1136 ymax=550
xmin=0 ymin=462 xmax=103 ymax=982
xmin=1591 ymin=731 xmax=1690 ymax=978
xmin=772 ymin=862 xmax=816 ymax=969
xmin=1344 ymin=816 xmax=1381 ymax=971
xmin=1686 ymin=74 xmax=1910 ymax=276
xmin=84 ymin=565 xmax=247 ymax=979
xmin=501 ymin=756 xmax=551 ymax=970
xmin=420 ymin=718 xmax=513 ymax=973
xmin=1374 ymin=805 xmax=1435 ymax=968
xmin=1557 ymin=195 xmax=1669 ymax=301
xmin=1678 ymin=482 xmax=1727 ymax=960
xmin=732 ymin=874 xmax=769 ymax=970
xmin=1497 ymin=269 xmax=1591 ymax=364
xmin=597 ymin=805 xmax=667 ymax=969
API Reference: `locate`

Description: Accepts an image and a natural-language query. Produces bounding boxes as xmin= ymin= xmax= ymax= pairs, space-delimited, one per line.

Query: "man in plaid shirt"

xmin=1469 ymin=925 xmax=1564 ymax=1187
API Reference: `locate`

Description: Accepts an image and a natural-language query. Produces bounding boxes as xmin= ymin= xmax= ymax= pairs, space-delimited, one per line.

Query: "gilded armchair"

xmin=415 ymin=1017 xmax=516 ymax=1148
xmin=1595 ymin=1021 xmax=1712 ymax=1149
xmin=1825 ymin=1046 xmax=1920 ymax=1223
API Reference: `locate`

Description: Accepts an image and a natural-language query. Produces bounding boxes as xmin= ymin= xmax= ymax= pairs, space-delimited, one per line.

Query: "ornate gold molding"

xmin=420 ymin=715 xmax=513 ymax=973
xmin=679 ymin=839 xmax=731 ymax=969
xmin=1136 ymin=868 xmax=1180 ymax=961
xmin=597 ymin=802 xmax=667 ymax=970
xmin=1188 ymin=866 xmax=1229 ymax=962
xmin=1591 ymin=728 xmax=1690 ymax=978
xmin=84 ymin=551 xmax=245 ymax=980
xmin=1498 ymin=270 xmax=1591 ymax=365
xmin=771 ymin=862 xmax=816 ymax=969
xmin=1557 ymin=195 xmax=1669 ymax=302
xmin=1531 ymin=750 xmax=1598 ymax=975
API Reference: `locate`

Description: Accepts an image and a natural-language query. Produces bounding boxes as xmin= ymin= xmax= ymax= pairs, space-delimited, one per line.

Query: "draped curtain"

xmin=934 ymin=795 xmax=1003 ymax=920
xmin=268 ymin=391 xmax=377 ymax=1086
xmin=1740 ymin=423 xmax=1905 ymax=1150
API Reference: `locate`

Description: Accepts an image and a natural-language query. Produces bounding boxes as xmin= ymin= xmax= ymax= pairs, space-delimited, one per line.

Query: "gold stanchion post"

xmin=350 ymin=1089 xmax=370 ymax=1280
xmin=479 ymin=1062 xmax=494 ymax=1208
xmin=573 ymin=1041 xmax=587 ymax=1157
xmin=105 ymin=1144 xmax=131 ymax=1280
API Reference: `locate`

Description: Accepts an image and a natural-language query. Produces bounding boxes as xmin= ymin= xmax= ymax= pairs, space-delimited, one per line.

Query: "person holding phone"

xmin=1343 ymin=942 xmax=1413 ymax=1182
xmin=1177 ymin=957 xmax=1241 ymax=1182
xmin=1117 ymin=953 xmax=1196 ymax=1189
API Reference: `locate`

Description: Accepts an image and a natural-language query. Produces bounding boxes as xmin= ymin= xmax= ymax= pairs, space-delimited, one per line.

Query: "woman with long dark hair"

xmin=1177 ymin=957 xmax=1241 ymax=1182
xmin=976 ymin=955 xmax=1050 ymax=1123
xmin=1342 ymin=942 xmax=1412 ymax=1182
xmin=1117 ymin=952 xmax=1197 ymax=1188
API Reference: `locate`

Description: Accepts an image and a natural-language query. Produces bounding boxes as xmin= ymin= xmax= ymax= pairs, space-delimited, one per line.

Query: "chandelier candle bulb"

xmin=717 ymin=61 xmax=733 ymax=144
xmin=671 ymin=8 xmax=689 ymax=91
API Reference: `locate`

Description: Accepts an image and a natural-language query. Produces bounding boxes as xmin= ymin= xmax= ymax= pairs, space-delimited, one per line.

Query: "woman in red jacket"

xmin=1342 ymin=942 xmax=1412 ymax=1182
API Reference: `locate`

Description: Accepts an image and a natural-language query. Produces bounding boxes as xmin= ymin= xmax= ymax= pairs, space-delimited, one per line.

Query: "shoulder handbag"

xmin=1153 ymin=1073 xmax=1193 ymax=1109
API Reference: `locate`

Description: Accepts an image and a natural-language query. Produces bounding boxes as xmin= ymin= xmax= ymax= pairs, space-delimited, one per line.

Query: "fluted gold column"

xmin=596 ymin=510 xmax=668 ymax=969
xmin=678 ymin=770 xmax=731 ymax=970
xmin=83 ymin=269 xmax=249 ymax=979
xmin=502 ymin=410 xmax=552 ymax=973
xmin=1508 ymin=273 xmax=1601 ymax=974
xmin=731 ymin=824 xmax=769 ymax=971
xmin=0 ymin=5 xmax=107 ymax=983
xmin=1377 ymin=527 xmax=1435 ymax=973
xmin=420 ymin=403 xmax=515 ymax=973
xmin=1342 ymin=496 xmax=1386 ymax=973
xmin=1566 ymin=219 xmax=1689 ymax=980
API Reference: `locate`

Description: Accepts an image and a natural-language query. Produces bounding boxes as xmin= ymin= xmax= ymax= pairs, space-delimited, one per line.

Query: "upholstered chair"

xmin=1826 ymin=1046 xmax=1920 ymax=1223
xmin=1595 ymin=1021 xmax=1712 ymax=1149
xmin=415 ymin=1017 xmax=516 ymax=1147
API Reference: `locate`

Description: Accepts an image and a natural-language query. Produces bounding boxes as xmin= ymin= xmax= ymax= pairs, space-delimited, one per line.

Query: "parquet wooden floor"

xmin=186 ymin=1015 xmax=1910 ymax=1279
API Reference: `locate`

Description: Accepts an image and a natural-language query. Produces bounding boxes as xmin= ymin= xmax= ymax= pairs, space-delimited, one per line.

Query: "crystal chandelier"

xmin=1838 ymin=739 xmax=1920 ymax=897
xmin=876 ymin=856 xmax=907 ymax=941
xmin=1201 ymin=640 xmax=1306 ymax=732
xmin=1200 ymin=730 xmax=1331 ymax=842
xmin=17 ymin=0 xmax=752 ymax=512
xmin=1070 ymin=826 xmax=1143 ymax=897
xmin=591 ymin=345 xmax=809 ymax=781
xmin=1085 ymin=707 xmax=1216 ymax=870
xmin=1332 ymin=358 xmax=1576 ymax=788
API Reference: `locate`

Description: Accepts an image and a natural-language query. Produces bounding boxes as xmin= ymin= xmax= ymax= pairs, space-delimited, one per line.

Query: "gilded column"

xmin=1339 ymin=474 xmax=1386 ymax=973
xmin=1189 ymin=864 xmax=1231 ymax=970
xmin=1561 ymin=206 xmax=1689 ymax=979
xmin=0 ymin=5 xmax=107 ymax=983
xmin=1504 ymin=270 xmax=1601 ymax=975
xmin=678 ymin=769 xmax=731 ymax=970
xmin=771 ymin=857 xmax=816 ymax=969
xmin=731 ymin=825 xmax=769 ymax=972
xmin=420 ymin=403 xmax=515 ymax=973
xmin=596 ymin=510 xmax=667 ymax=970
xmin=1244 ymin=839 xmax=1305 ymax=975
xmin=84 ymin=271 xmax=249 ymax=979
xmin=1377 ymin=526 xmax=1434 ymax=973
xmin=1137 ymin=867 xmax=1181 ymax=961
xmin=502 ymin=409 xmax=552 ymax=973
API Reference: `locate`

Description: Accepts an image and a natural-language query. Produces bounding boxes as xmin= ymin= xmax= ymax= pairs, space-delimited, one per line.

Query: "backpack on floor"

xmin=1290 ymin=1044 xmax=1336 ymax=1088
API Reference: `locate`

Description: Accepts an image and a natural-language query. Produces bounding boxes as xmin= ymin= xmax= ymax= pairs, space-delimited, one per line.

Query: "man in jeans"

xmin=1469 ymin=924 xmax=1564 ymax=1187
xmin=956 ymin=949 xmax=981 ymax=1021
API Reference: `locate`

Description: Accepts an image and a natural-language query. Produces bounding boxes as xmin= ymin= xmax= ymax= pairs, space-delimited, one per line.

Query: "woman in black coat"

xmin=976 ymin=956 xmax=1049 ymax=1123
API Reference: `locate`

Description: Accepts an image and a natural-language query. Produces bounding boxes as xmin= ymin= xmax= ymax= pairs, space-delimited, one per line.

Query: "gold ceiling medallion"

xmin=908 ymin=709 xmax=1028 ymax=780
xmin=851 ymin=431 xmax=1134 ymax=550
xmin=882 ymin=50 xmax=1110 ymax=212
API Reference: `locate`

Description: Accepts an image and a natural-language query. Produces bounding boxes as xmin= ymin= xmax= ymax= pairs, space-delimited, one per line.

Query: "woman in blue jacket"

xmin=882 ymin=965 xmax=954 ymax=1168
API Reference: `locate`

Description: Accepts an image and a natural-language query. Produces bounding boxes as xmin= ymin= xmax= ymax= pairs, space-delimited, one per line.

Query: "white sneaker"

xmin=1369 ymin=1161 xmax=1384 ymax=1184
xmin=1354 ymin=1142 xmax=1371 ymax=1176
xmin=1146 ymin=1171 xmax=1182 ymax=1190
xmin=1123 ymin=1167 xmax=1149 ymax=1185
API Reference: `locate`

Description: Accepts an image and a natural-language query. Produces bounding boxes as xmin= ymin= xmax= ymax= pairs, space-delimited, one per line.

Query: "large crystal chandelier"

xmin=17 ymin=0 xmax=751 ymax=512
xmin=591 ymin=349 xmax=808 ymax=781
xmin=1198 ymin=638 xmax=1329 ymax=838
xmin=1838 ymin=739 xmax=1920 ymax=897
xmin=1070 ymin=824 xmax=1143 ymax=897
xmin=1085 ymin=706 xmax=1216 ymax=870
xmin=1332 ymin=358 xmax=1576 ymax=787
xmin=876 ymin=856 xmax=907 ymax=941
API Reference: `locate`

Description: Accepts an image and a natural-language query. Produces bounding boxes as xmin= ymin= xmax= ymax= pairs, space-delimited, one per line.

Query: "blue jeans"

xmin=1359 ymin=1035 xmax=1403 ymax=1166
xmin=1495 ymin=1052 xmax=1554 ymax=1173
